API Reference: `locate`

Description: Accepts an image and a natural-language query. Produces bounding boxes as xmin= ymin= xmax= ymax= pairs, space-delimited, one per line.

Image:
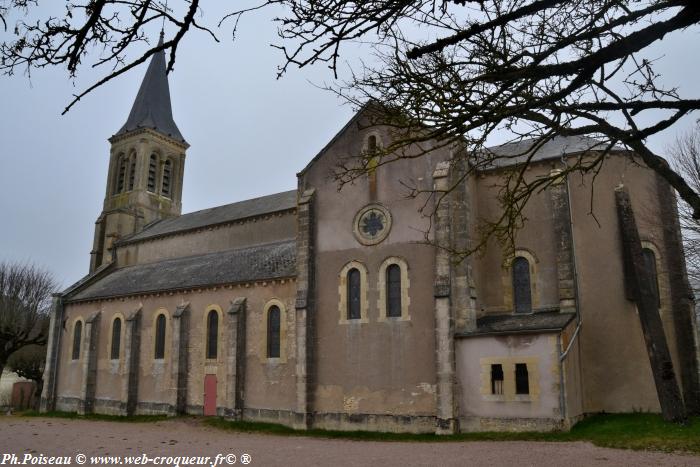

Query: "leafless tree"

xmin=669 ymin=125 xmax=700 ymax=295
xmin=0 ymin=0 xmax=217 ymax=113
xmin=0 ymin=262 xmax=56 ymax=384
xmin=257 ymin=0 xmax=700 ymax=255
xmin=2 ymin=1 xmax=700 ymax=253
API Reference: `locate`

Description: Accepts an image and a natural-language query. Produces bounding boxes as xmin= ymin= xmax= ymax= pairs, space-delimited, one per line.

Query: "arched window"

xmin=147 ymin=154 xmax=158 ymax=192
xmin=386 ymin=264 xmax=402 ymax=318
xmin=367 ymin=134 xmax=377 ymax=152
xmin=72 ymin=320 xmax=82 ymax=360
xmin=347 ymin=268 xmax=362 ymax=320
xmin=127 ymin=155 xmax=136 ymax=191
xmin=161 ymin=159 xmax=172 ymax=197
xmin=267 ymin=305 xmax=281 ymax=358
xmin=154 ymin=313 xmax=166 ymax=359
xmin=642 ymin=248 xmax=660 ymax=306
xmin=115 ymin=155 xmax=127 ymax=194
xmin=512 ymin=257 xmax=532 ymax=314
xmin=206 ymin=310 xmax=218 ymax=359
xmin=110 ymin=317 xmax=122 ymax=360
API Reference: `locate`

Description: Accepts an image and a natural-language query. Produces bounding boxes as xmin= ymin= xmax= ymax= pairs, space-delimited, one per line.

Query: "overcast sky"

xmin=1 ymin=3 xmax=699 ymax=289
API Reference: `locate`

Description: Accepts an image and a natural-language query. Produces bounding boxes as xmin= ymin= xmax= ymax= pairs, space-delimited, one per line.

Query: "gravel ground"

xmin=0 ymin=416 xmax=699 ymax=467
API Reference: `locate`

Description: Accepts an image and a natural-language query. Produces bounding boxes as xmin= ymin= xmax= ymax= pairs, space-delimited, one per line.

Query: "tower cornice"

xmin=109 ymin=127 xmax=190 ymax=150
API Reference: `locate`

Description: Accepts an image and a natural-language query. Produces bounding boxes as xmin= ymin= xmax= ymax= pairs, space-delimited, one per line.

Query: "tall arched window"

xmin=386 ymin=264 xmax=402 ymax=318
xmin=512 ymin=257 xmax=532 ymax=314
xmin=72 ymin=320 xmax=82 ymax=360
xmin=161 ymin=159 xmax=172 ymax=197
xmin=127 ymin=155 xmax=136 ymax=191
xmin=115 ymin=155 xmax=127 ymax=194
xmin=642 ymin=248 xmax=660 ymax=306
xmin=206 ymin=310 xmax=218 ymax=359
xmin=154 ymin=313 xmax=166 ymax=359
xmin=147 ymin=154 xmax=158 ymax=192
xmin=267 ymin=305 xmax=281 ymax=358
xmin=347 ymin=268 xmax=361 ymax=320
xmin=110 ymin=317 xmax=122 ymax=360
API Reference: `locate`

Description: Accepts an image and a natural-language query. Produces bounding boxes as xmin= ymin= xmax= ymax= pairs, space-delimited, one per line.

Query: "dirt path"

xmin=0 ymin=416 xmax=698 ymax=467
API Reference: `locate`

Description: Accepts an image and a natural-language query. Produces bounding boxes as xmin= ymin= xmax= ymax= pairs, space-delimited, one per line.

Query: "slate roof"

xmin=114 ymin=33 xmax=185 ymax=143
xmin=481 ymin=135 xmax=618 ymax=169
xmin=457 ymin=311 xmax=576 ymax=337
xmin=68 ymin=240 xmax=296 ymax=302
xmin=122 ymin=190 xmax=297 ymax=244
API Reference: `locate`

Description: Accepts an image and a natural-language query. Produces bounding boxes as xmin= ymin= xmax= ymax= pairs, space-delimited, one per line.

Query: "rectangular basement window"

xmin=491 ymin=364 xmax=504 ymax=395
xmin=515 ymin=363 xmax=530 ymax=395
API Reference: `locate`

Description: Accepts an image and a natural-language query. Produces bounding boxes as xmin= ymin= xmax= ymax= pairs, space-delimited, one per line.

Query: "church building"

xmin=40 ymin=36 xmax=700 ymax=433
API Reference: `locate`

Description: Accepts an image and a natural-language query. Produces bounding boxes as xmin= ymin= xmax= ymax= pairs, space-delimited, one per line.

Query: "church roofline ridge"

xmin=64 ymin=275 xmax=297 ymax=305
xmin=115 ymin=190 xmax=297 ymax=247
xmin=116 ymin=205 xmax=297 ymax=247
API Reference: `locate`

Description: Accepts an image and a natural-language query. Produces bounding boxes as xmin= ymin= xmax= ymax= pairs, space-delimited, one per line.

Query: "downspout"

xmin=558 ymin=155 xmax=584 ymax=427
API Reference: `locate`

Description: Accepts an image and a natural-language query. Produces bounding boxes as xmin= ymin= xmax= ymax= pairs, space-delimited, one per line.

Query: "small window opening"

xmin=515 ymin=363 xmax=530 ymax=395
xmin=367 ymin=135 xmax=377 ymax=152
xmin=491 ymin=364 xmax=504 ymax=395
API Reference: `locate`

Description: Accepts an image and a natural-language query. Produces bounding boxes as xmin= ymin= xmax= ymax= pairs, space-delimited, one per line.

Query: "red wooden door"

xmin=204 ymin=374 xmax=217 ymax=416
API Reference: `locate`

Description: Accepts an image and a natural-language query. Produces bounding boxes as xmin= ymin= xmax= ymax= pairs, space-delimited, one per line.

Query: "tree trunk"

xmin=615 ymin=188 xmax=687 ymax=423
xmin=32 ymin=379 xmax=43 ymax=411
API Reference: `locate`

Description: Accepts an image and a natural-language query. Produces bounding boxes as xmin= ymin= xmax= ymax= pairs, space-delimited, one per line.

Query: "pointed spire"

xmin=115 ymin=33 xmax=185 ymax=142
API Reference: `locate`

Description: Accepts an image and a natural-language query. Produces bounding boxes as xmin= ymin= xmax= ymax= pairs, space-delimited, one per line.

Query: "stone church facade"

xmin=40 ymin=37 xmax=700 ymax=433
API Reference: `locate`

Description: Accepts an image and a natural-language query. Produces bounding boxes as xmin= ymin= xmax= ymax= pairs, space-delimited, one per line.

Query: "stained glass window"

xmin=154 ymin=314 xmax=166 ymax=359
xmin=387 ymin=264 xmax=402 ymax=318
xmin=206 ymin=310 xmax=218 ymax=359
xmin=513 ymin=257 xmax=532 ymax=313
xmin=267 ymin=306 xmax=281 ymax=358
xmin=72 ymin=321 xmax=82 ymax=360
xmin=110 ymin=317 xmax=121 ymax=360
xmin=347 ymin=268 xmax=361 ymax=320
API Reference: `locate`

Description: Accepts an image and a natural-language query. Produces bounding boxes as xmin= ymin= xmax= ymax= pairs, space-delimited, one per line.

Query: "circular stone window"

xmin=353 ymin=204 xmax=392 ymax=246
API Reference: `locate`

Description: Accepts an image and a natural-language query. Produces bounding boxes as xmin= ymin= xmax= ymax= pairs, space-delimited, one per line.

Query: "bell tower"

xmin=90 ymin=33 xmax=189 ymax=272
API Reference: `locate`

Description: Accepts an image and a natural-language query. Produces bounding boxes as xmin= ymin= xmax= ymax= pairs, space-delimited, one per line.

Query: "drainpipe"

xmin=557 ymin=155 xmax=584 ymax=427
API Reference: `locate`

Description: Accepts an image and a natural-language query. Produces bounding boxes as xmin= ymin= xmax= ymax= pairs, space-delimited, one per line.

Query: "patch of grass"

xmin=567 ymin=413 xmax=700 ymax=453
xmin=19 ymin=410 xmax=169 ymax=423
xmin=15 ymin=410 xmax=700 ymax=454
xmin=204 ymin=413 xmax=700 ymax=454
